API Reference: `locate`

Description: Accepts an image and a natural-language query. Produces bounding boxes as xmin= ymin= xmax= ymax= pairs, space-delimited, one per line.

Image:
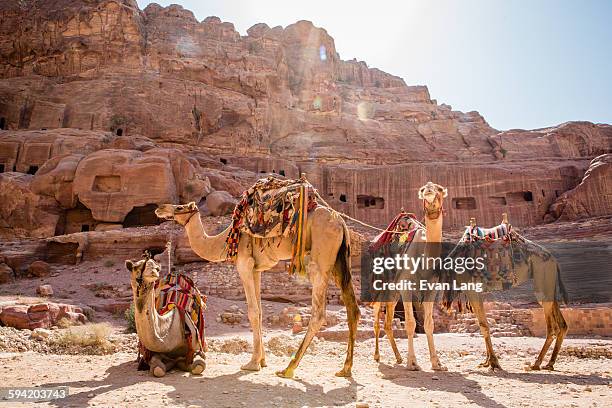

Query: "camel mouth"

xmin=422 ymin=191 xmax=437 ymax=203
xmin=154 ymin=207 xmax=174 ymax=220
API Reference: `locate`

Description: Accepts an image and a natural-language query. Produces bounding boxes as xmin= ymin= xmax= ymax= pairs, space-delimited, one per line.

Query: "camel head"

xmin=126 ymin=257 xmax=161 ymax=302
xmin=155 ymin=202 xmax=199 ymax=226
xmin=418 ymin=181 xmax=448 ymax=219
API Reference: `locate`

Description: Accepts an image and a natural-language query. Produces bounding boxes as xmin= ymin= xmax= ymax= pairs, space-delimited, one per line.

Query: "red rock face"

xmin=0 ymin=0 xmax=610 ymax=238
xmin=547 ymin=154 xmax=612 ymax=221
xmin=0 ymin=302 xmax=87 ymax=330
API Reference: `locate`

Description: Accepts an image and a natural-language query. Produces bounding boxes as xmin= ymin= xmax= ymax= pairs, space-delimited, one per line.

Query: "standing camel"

xmin=155 ymin=201 xmax=360 ymax=378
xmin=445 ymin=215 xmax=568 ymax=371
xmin=126 ymin=255 xmax=206 ymax=377
xmin=371 ymin=181 xmax=448 ymax=371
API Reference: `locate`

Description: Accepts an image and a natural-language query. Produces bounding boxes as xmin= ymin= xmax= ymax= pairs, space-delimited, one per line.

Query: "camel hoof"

xmin=542 ymin=364 xmax=554 ymax=371
xmin=529 ymin=365 xmax=541 ymax=371
xmin=406 ymin=363 xmax=422 ymax=371
xmin=396 ymin=358 xmax=403 ymax=364
xmin=335 ymin=368 xmax=352 ymax=378
xmin=373 ymin=354 xmax=380 ymax=362
xmin=152 ymin=366 xmax=166 ymax=378
xmin=478 ymin=361 xmax=490 ymax=368
xmin=432 ymin=365 xmax=448 ymax=372
xmin=191 ymin=361 xmax=206 ymax=375
xmin=260 ymin=359 xmax=267 ymax=368
xmin=241 ymin=361 xmax=262 ymax=371
xmin=275 ymin=368 xmax=294 ymax=379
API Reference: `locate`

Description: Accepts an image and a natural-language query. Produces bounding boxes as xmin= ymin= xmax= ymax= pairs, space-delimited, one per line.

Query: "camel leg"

xmin=423 ymin=302 xmax=446 ymax=371
xmin=467 ymin=292 xmax=501 ymax=371
xmin=237 ymin=256 xmax=263 ymax=371
xmin=335 ymin=264 xmax=360 ymax=377
xmin=530 ymin=302 xmax=560 ymax=370
xmin=403 ymin=301 xmax=421 ymax=371
xmin=276 ymin=263 xmax=329 ymax=378
xmin=373 ymin=302 xmax=382 ymax=362
xmin=191 ymin=354 xmax=206 ymax=375
xmin=150 ymin=354 xmax=174 ymax=378
xmin=254 ymin=269 xmax=267 ymax=368
xmin=543 ymin=302 xmax=568 ymax=370
xmin=384 ymin=301 xmax=403 ymax=364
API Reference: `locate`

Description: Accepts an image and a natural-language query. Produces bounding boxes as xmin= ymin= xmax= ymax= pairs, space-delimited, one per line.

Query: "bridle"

xmin=423 ymin=192 xmax=444 ymax=221
xmin=174 ymin=208 xmax=199 ymax=226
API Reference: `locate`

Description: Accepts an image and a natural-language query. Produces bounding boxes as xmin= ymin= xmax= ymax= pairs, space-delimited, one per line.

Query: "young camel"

xmin=126 ymin=255 xmax=206 ymax=377
xmin=372 ymin=181 xmax=448 ymax=371
xmin=447 ymin=216 xmax=568 ymax=371
xmin=155 ymin=202 xmax=360 ymax=378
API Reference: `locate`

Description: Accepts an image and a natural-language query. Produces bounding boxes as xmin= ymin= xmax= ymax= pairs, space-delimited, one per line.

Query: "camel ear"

xmin=441 ymin=187 xmax=448 ymax=198
xmin=125 ymin=260 xmax=134 ymax=271
xmin=418 ymin=187 xmax=425 ymax=200
xmin=187 ymin=202 xmax=197 ymax=211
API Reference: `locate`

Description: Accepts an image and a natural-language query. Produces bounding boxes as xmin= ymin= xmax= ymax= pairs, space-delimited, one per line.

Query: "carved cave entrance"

xmin=123 ymin=204 xmax=162 ymax=228
xmin=452 ymin=197 xmax=477 ymax=210
xmin=54 ymin=201 xmax=97 ymax=235
xmin=357 ymin=195 xmax=385 ymax=209
xmin=0 ymin=163 xmax=4 ymax=173
xmin=0 ymin=117 xmax=5 ymax=130
xmin=506 ymin=191 xmax=534 ymax=204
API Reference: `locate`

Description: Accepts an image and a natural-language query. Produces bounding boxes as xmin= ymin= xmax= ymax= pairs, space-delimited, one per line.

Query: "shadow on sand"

xmin=41 ymin=360 xmax=359 ymax=408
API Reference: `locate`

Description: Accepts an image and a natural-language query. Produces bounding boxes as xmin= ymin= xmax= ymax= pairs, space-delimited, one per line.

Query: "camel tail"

xmin=337 ymin=222 xmax=352 ymax=291
xmin=556 ymin=263 xmax=569 ymax=305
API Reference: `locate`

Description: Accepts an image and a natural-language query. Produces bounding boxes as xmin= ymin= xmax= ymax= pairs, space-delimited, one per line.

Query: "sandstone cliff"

xmin=0 ymin=0 xmax=610 ymax=239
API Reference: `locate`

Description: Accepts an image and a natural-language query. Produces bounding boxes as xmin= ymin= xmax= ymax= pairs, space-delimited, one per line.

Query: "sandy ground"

xmin=0 ymin=332 xmax=610 ymax=408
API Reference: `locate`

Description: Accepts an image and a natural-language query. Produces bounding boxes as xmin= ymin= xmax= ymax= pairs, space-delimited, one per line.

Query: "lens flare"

xmin=319 ymin=45 xmax=327 ymax=61
xmin=357 ymin=102 xmax=375 ymax=120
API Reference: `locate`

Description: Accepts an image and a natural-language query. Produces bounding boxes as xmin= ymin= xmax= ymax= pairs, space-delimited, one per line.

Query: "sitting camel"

xmin=126 ymin=255 xmax=206 ymax=377
xmin=155 ymin=197 xmax=360 ymax=378
xmin=444 ymin=215 xmax=568 ymax=371
xmin=371 ymin=181 xmax=448 ymax=371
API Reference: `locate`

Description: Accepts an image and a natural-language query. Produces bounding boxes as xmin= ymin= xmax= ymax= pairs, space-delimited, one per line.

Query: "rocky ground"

xmin=0 ymin=331 xmax=610 ymax=408
xmin=0 ymin=217 xmax=610 ymax=407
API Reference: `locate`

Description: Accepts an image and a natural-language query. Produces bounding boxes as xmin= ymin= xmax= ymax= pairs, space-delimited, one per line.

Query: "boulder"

xmin=28 ymin=260 xmax=50 ymax=277
xmin=206 ymin=191 xmax=237 ymax=216
xmin=36 ymin=284 xmax=54 ymax=297
xmin=547 ymin=154 xmax=612 ymax=221
xmin=0 ymin=302 xmax=87 ymax=330
xmin=73 ymin=148 xmax=210 ymax=223
xmin=0 ymin=173 xmax=61 ymax=239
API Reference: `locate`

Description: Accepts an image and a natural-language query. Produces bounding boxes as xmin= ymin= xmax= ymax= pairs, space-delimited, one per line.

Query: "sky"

xmin=136 ymin=0 xmax=612 ymax=131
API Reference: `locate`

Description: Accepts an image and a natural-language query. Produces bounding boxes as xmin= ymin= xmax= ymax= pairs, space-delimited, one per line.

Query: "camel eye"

xmin=177 ymin=206 xmax=183 ymax=210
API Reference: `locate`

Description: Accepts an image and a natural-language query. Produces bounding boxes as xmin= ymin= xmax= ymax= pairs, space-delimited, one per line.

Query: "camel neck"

xmin=184 ymin=212 xmax=230 ymax=262
xmin=425 ymin=214 xmax=443 ymax=243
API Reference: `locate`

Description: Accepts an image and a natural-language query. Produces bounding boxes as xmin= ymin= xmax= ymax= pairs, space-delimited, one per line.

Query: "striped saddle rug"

xmin=138 ymin=272 xmax=207 ymax=368
xmin=225 ymin=175 xmax=317 ymax=277
xmin=462 ymin=223 xmax=515 ymax=243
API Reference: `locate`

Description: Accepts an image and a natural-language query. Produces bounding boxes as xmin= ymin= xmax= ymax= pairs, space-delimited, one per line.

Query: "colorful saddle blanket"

xmin=225 ymin=175 xmax=317 ymax=276
xmin=138 ymin=272 xmax=207 ymax=368
xmin=462 ymin=223 xmax=514 ymax=243
xmin=369 ymin=211 xmax=420 ymax=253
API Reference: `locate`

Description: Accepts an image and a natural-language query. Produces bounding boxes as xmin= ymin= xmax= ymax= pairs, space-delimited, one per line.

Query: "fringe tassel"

xmin=289 ymin=184 xmax=308 ymax=278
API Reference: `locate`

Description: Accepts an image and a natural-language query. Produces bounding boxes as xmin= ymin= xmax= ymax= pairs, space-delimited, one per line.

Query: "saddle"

xmin=369 ymin=211 xmax=421 ymax=253
xmin=461 ymin=223 xmax=515 ymax=243
xmin=138 ymin=269 xmax=207 ymax=369
xmin=225 ymin=175 xmax=317 ymax=277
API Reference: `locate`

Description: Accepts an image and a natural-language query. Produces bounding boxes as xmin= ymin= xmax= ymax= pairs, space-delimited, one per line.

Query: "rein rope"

xmin=310 ymin=185 xmax=426 ymax=234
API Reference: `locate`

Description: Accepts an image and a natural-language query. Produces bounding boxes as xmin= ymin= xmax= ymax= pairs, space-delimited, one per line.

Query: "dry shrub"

xmin=56 ymin=317 xmax=77 ymax=329
xmin=53 ymin=323 xmax=114 ymax=353
xmin=124 ymin=303 xmax=136 ymax=333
